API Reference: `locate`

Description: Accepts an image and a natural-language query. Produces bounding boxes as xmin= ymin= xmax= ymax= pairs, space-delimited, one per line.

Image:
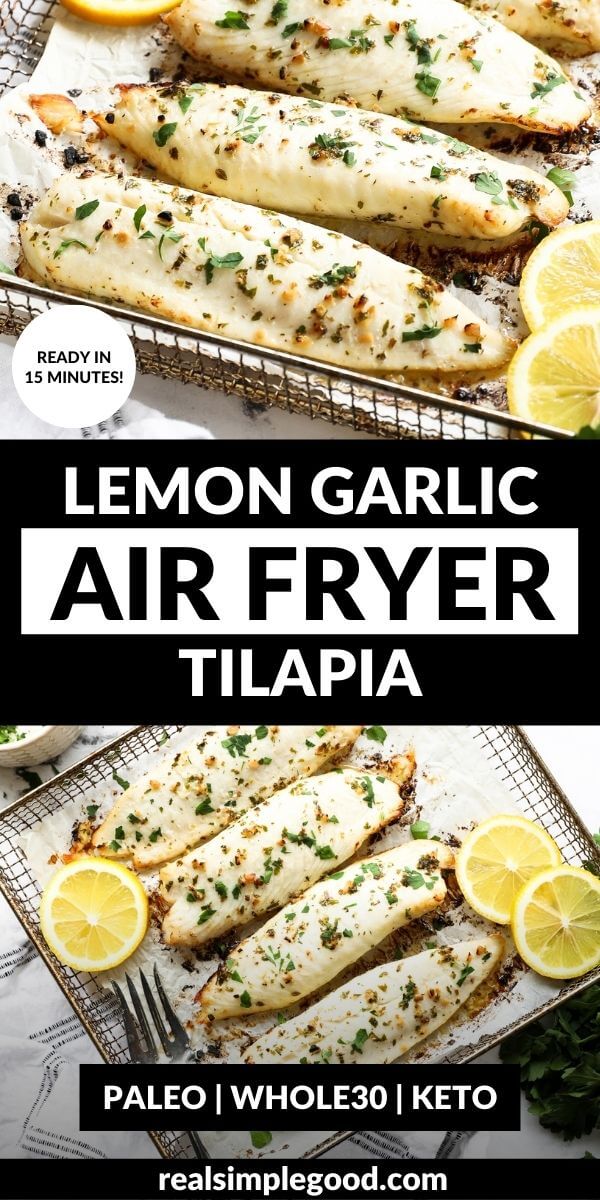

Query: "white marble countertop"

xmin=0 ymin=724 xmax=598 ymax=1161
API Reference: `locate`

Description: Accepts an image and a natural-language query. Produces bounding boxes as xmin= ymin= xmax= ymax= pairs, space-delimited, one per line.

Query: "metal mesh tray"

xmin=0 ymin=0 xmax=570 ymax=442
xmin=0 ymin=723 xmax=598 ymax=1160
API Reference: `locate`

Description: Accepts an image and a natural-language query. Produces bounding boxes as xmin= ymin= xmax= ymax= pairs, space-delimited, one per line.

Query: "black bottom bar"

xmin=3 ymin=1157 xmax=595 ymax=1200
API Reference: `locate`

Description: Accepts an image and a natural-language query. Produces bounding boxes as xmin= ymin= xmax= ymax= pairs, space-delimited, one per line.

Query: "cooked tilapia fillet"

xmin=199 ymin=840 xmax=454 ymax=1019
xmin=160 ymin=761 xmax=414 ymax=948
xmin=19 ymin=173 xmax=511 ymax=374
xmin=244 ymin=935 xmax=504 ymax=1064
xmin=94 ymin=83 xmax=568 ymax=241
xmin=460 ymin=1 xmax=600 ymax=54
xmin=92 ymin=725 xmax=362 ymax=869
xmin=164 ymin=0 xmax=591 ymax=132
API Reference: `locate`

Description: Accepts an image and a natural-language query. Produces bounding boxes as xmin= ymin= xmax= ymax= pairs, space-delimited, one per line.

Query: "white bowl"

xmin=0 ymin=726 xmax=85 ymax=768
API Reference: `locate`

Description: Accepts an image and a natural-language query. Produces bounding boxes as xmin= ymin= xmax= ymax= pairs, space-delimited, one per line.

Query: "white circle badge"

xmin=12 ymin=304 xmax=136 ymax=428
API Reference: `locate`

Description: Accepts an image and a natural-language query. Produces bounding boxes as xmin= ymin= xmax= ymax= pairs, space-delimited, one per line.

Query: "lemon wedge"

xmin=512 ymin=865 xmax=600 ymax=979
xmin=40 ymin=857 xmax=148 ymax=972
xmin=60 ymin=0 xmax=182 ymax=26
xmin=520 ymin=221 xmax=600 ymax=332
xmin=455 ymin=814 xmax=562 ymax=925
xmin=507 ymin=305 xmax=600 ymax=433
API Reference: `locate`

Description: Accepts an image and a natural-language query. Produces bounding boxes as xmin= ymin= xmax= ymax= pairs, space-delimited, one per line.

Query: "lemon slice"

xmin=40 ymin=857 xmax=148 ymax=972
xmin=507 ymin=305 xmax=600 ymax=433
xmin=520 ymin=221 xmax=600 ymax=332
xmin=512 ymin=865 xmax=600 ymax=979
xmin=60 ymin=0 xmax=182 ymax=26
xmin=455 ymin=814 xmax=562 ymax=925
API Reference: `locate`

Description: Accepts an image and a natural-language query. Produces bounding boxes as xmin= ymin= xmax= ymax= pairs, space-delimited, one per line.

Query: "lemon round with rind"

xmin=455 ymin=814 xmax=562 ymax=925
xmin=520 ymin=221 xmax=600 ymax=333
xmin=512 ymin=865 xmax=600 ymax=980
xmin=60 ymin=0 xmax=182 ymax=26
xmin=507 ymin=305 xmax=600 ymax=434
xmin=40 ymin=857 xmax=148 ymax=972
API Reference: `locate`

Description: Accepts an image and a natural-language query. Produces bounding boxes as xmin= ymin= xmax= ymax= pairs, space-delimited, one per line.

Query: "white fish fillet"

xmin=460 ymin=1 xmax=600 ymax=54
xmin=244 ymin=935 xmax=504 ymax=1063
xmin=160 ymin=761 xmax=414 ymax=947
xmin=19 ymin=173 xmax=511 ymax=374
xmin=92 ymin=725 xmax=362 ymax=868
xmin=199 ymin=839 xmax=454 ymax=1018
xmin=164 ymin=0 xmax=591 ymax=132
xmin=93 ymin=83 xmax=569 ymax=241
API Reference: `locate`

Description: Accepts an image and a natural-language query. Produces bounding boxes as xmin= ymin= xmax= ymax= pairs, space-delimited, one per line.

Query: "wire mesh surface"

xmin=0 ymin=1 xmax=571 ymax=441
xmin=0 ymin=724 xmax=598 ymax=1159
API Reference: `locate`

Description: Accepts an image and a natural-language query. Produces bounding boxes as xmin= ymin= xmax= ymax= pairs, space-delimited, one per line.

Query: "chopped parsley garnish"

xmin=205 ymin=251 xmax=244 ymax=285
xmin=402 ymin=325 xmax=442 ymax=342
xmin=240 ymin=989 xmax=252 ymax=1007
xmin=234 ymin=104 xmax=266 ymax=144
xmin=364 ymin=862 xmax=383 ymax=879
xmin=195 ymin=797 xmax=215 ymax=815
xmin=315 ymin=844 xmax=336 ymax=860
xmin=546 ymin=166 xmax=576 ymax=207
xmin=402 ymin=868 xmax=431 ymax=890
xmin=75 ymin=199 xmax=99 ymax=221
xmin=178 ymin=94 xmax=194 ymax=114
xmin=216 ymin=10 xmax=249 ymax=29
xmin=352 ymin=1028 xmax=369 ymax=1053
xmin=221 ymin=732 xmax=252 ymax=757
xmin=283 ymin=828 xmax=315 ymax=848
xmin=457 ymin=963 xmax=475 ymax=987
xmin=133 ymin=204 xmax=146 ymax=232
xmin=53 ymin=239 xmax=88 ymax=259
xmin=255 ymin=725 xmax=269 ymax=739
xmin=112 ymin=770 xmax=130 ymax=791
xmin=365 ymin=725 xmax=387 ymax=744
xmin=308 ymin=132 xmax=357 ymax=165
xmin=270 ymin=0 xmax=287 ymax=21
xmin=416 ymin=72 xmax=442 ymax=100
xmin=0 ymin=726 xmax=25 ymax=744
xmin=158 ymin=229 xmax=183 ymax=261
xmin=329 ymin=29 xmax=375 ymax=54
xmin=197 ymin=905 xmax=216 ymax=925
xmin=410 ymin=819 xmax=430 ymax=840
xmin=153 ymin=121 xmax=178 ymax=147
xmin=86 ymin=804 xmax=99 ymax=819
xmin=215 ymin=881 xmax=228 ymax=899
xmin=360 ymin=775 xmax=375 ymax=807
xmin=250 ymin=1131 xmax=272 ymax=1149
xmin=148 ymin=827 xmax=162 ymax=843
xmin=531 ymin=73 xmax=564 ymax=100
xmin=309 ymin=263 xmax=357 ymax=289
xmin=401 ymin=979 xmax=417 ymax=1009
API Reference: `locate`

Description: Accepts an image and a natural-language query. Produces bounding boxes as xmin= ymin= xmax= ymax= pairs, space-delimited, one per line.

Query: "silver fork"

xmin=112 ymin=963 xmax=210 ymax=1159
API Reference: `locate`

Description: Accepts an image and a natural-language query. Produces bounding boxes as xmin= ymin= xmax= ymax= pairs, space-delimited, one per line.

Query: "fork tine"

xmin=139 ymin=970 xmax=173 ymax=1058
xmin=126 ymin=974 xmax=159 ymax=1062
xmin=153 ymin=965 xmax=190 ymax=1051
xmin=112 ymin=981 xmax=147 ymax=1064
